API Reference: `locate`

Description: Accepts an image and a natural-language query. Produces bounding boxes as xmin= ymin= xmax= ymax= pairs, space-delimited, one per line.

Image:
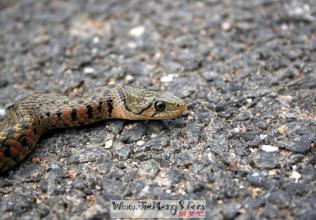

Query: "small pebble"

xmin=0 ymin=108 xmax=6 ymax=118
xmin=261 ymin=145 xmax=279 ymax=152
xmin=160 ymin=74 xmax=178 ymax=83
xmin=83 ymin=67 xmax=95 ymax=74
xmin=92 ymin=36 xmax=100 ymax=44
xmin=129 ymin=26 xmax=145 ymax=37
xmin=221 ymin=21 xmax=232 ymax=31
xmin=290 ymin=170 xmax=301 ymax=183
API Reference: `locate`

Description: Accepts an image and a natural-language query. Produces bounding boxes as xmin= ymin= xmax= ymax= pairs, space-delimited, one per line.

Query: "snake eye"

xmin=154 ymin=101 xmax=166 ymax=112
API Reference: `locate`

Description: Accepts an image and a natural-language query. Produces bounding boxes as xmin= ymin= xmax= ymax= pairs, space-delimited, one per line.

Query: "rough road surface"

xmin=0 ymin=0 xmax=315 ymax=219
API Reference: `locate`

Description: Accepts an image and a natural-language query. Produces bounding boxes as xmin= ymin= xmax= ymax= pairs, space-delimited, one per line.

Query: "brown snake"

xmin=0 ymin=85 xmax=187 ymax=173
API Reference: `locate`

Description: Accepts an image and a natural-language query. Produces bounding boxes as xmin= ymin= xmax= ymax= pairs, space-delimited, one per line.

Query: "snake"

xmin=0 ymin=85 xmax=187 ymax=173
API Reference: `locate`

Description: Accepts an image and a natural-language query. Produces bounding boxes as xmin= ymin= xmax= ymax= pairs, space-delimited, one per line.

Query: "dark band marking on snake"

xmin=86 ymin=105 xmax=93 ymax=119
xmin=107 ymin=98 xmax=113 ymax=118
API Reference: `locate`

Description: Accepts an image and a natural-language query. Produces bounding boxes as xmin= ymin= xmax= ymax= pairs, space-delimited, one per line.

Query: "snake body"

xmin=0 ymin=86 xmax=187 ymax=173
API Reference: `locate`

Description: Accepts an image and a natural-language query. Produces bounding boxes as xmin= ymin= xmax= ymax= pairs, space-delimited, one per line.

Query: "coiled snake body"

xmin=0 ymin=86 xmax=187 ymax=173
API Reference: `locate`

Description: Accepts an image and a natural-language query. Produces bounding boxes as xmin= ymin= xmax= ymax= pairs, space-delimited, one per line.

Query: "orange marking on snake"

xmin=51 ymin=112 xmax=58 ymax=122
xmin=62 ymin=108 xmax=72 ymax=125
xmin=63 ymin=108 xmax=70 ymax=117
xmin=7 ymin=140 xmax=22 ymax=148
xmin=14 ymin=132 xmax=22 ymax=139
xmin=0 ymin=152 xmax=4 ymax=157
xmin=22 ymin=130 xmax=33 ymax=137
xmin=77 ymin=107 xmax=87 ymax=122
xmin=26 ymin=137 xmax=33 ymax=143
xmin=7 ymin=140 xmax=23 ymax=155
xmin=10 ymin=146 xmax=19 ymax=155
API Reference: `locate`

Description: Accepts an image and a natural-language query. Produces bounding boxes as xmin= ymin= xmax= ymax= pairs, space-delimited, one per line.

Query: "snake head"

xmin=122 ymin=86 xmax=187 ymax=120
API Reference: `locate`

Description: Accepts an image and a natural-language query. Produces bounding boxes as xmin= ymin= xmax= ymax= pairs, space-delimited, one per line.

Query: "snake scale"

xmin=0 ymin=85 xmax=187 ymax=173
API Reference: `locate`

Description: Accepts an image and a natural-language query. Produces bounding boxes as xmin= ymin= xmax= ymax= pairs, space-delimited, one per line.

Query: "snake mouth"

xmin=179 ymin=103 xmax=188 ymax=112
xmin=174 ymin=102 xmax=188 ymax=117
